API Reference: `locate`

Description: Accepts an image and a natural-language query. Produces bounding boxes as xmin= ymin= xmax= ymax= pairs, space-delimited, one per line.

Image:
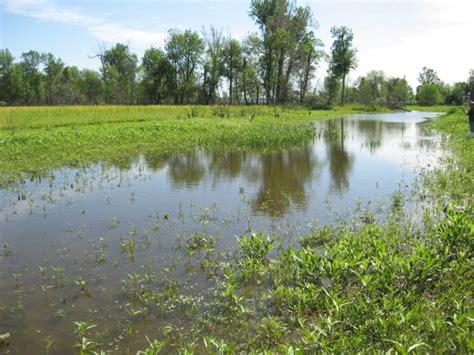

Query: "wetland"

xmin=0 ymin=106 xmax=472 ymax=353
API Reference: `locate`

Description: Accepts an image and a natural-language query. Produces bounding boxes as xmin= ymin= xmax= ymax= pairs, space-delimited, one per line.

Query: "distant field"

xmin=0 ymin=104 xmax=376 ymax=130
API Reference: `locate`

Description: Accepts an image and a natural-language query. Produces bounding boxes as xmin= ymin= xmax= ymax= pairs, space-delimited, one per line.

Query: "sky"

xmin=0 ymin=0 xmax=472 ymax=89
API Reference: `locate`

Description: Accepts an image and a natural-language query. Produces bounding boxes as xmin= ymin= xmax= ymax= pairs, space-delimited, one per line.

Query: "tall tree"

xmin=386 ymin=77 xmax=413 ymax=107
xmin=43 ymin=53 xmax=65 ymax=105
xmin=241 ymin=36 xmax=263 ymax=104
xmin=295 ymin=32 xmax=323 ymax=104
xmin=166 ymin=29 xmax=205 ymax=104
xmin=142 ymin=47 xmax=174 ymax=104
xmin=323 ymin=72 xmax=340 ymax=105
xmin=418 ymin=67 xmax=441 ymax=85
xmin=356 ymin=70 xmax=386 ymax=106
xmin=250 ymin=0 xmax=279 ymax=103
xmin=103 ymin=44 xmax=138 ymax=104
xmin=20 ymin=50 xmax=44 ymax=104
xmin=223 ymin=38 xmax=243 ymax=104
xmin=201 ymin=27 xmax=225 ymax=104
xmin=328 ymin=26 xmax=357 ymax=105
xmin=467 ymin=69 xmax=474 ymax=100
xmin=250 ymin=0 xmax=317 ymax=104
xmin=79 ymin=69 xmax=102 ymax=104
xmin=0 ymin=49 xmax=15 ymax=104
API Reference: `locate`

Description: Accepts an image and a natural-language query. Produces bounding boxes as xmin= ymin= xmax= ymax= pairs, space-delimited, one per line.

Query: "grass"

xmin=0 ymin=104 xmax=375 ymax=187
xmin=0 ymin=104 xmax=370 ymax=130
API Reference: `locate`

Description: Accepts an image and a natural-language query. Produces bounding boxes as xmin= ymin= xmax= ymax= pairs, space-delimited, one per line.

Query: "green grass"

xmin=0 ymin=104 xmax=369 ymax=130
xmin=0 ymin=104 xmax=374 ymax=187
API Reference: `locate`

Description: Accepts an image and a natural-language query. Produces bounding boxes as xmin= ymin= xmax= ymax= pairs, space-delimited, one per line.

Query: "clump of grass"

xmin=185 ymin=233 xmax=215 ymax=252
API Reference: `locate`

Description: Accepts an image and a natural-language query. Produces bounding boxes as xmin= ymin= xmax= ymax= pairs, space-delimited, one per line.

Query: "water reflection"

xmin=251 ymin=147 xmax=317 ymax=216
xmin=135 ymin=112 xmax=441 ymax=216
xmin=324 ymin=118 xmax=354 ymax=193
xmin=8 ymin=111 xmax=442 ymax=219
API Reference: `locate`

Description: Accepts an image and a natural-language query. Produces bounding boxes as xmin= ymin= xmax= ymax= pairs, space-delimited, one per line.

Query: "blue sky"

xmin=1 ymin=0 xmax=472 ymax=89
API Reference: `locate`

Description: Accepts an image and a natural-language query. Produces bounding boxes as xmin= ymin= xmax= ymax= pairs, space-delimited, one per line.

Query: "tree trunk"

xmin=341 ymin=73 xmax=346 ymax=105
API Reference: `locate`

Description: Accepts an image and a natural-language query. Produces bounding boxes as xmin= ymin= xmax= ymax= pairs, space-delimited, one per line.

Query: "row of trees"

xmin=0 ymin=0 xmax=472 ymax=107
xmin=0 ymin=0 xmax=330 ymax=106
xmin=326 ymin=67 xmax=474 ymax=108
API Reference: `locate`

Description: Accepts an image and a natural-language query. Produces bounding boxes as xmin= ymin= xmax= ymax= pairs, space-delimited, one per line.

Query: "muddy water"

xmin=0 ymin=111 xmax=442 ymax=353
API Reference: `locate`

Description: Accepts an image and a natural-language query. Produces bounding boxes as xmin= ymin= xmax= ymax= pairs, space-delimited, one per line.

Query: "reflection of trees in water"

xmin=348 ymin=119 xmax=384 ymax=153
xmin=167 ymin=152 xmax=206 ymax=189
xmin=207 ymin=151 xmax=246 ymax=185
xmin=108 ymin=153 xmax=140 ymax=171
xmin=140 ymin=146 xmax=318 ymax=218
xmin=324 ymin=119 xmax=354 ymax=193
xmin=251 ymin=147 xmax=317 ymax=217
xmin=143 ymin=152 xmax=170 ymax=172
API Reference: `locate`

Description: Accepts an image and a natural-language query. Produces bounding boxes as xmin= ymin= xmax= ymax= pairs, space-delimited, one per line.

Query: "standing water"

xmin=0 ymin=111 xmax=442 ymax=352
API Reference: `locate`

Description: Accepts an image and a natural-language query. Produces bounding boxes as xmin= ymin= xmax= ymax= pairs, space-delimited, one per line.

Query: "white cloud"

xmin=323 ymin=0 xmax=473 ymax=87
xmin=1 ymin=0 xmax=166 ymax=45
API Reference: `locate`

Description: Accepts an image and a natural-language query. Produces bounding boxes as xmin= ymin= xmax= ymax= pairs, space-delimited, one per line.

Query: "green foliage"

xmin=166 ymin=29 xmax=205 ymax=104
xmin=328 ymin=26 xmax=358 ymax=105
xmin=416 ymin=83 xmax=444 ymax=106
xmin=418 ymin=66 xmax=441 ymax=85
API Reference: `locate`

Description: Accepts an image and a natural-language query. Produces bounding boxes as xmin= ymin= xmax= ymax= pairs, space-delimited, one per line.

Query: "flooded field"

xmin=0 ymin=111 xmax=442 ymax=352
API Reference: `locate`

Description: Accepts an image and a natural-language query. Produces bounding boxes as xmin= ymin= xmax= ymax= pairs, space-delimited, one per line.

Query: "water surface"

xmin=0 ymin=111 xmax=442 ymax=353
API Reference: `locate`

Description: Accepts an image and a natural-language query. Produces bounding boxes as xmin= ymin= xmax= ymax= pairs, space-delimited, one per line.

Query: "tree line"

xmin=1 ymin=0 xmax=473 ymax=107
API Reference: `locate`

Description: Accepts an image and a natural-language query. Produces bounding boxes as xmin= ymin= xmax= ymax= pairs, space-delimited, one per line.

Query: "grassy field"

xmin=0 ymin=104 xmax=378 ymax=187
xmin=0 ymin=104 xmax=378 ymax=129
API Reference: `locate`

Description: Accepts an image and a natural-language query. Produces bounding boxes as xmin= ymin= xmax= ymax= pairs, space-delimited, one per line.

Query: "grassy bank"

xmin=0 ymin=105 xmax=373 ymax=187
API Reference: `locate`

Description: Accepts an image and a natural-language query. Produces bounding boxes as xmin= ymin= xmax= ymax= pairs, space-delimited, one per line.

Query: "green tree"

xmin=295 ymin=33 xmax=323 ymax=104
xmin=103 ymin=44 xmax=138 ymax=104
xmin=250 ymin=0 xmax=316 ymax=104
xmin=418 ymin=67 xmax=441 ymax=85
xmin=0 ymin=49 xmax=15 ymax=104
xmin=241 ymin=36 xmax=262 ymax=104
xmin=328 ymin=26 xmax=357 ymax=105
xmin=356 ymin=70 xmax=386 ymax=106
xmin=467 ymin=69 xmax=474 ymax=100
xmin=386 ymin=77 xmax=413 ymax=107
xmin=142 ymin=47 xmax=174 ymax=104
xmin=43 ymin=53 xmax=65 ymax=105
xmin=166 ymin=29 xmax=205 ymax=104
xmin=443 ymin=82 xmax=468 ymax=105
xmin=20 ymin=50 xmax=44 ymax=104
xmin=201 ymin=27 xmax=225 ymax=104
xmin=79 ymin=69 xmax=102 ymax=104
xmin=416 ymin=83 xmax=443 ymax=106
xmin=58 ymin=66 xmax=82 ymax=104
xmin=323 ymin=72 xmax=340 ymax=105
xmin=223 ymin=38 xmax=243 ymax=104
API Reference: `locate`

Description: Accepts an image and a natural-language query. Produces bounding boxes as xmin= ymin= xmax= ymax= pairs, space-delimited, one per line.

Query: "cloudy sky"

xmin=0 ymin=0 xmax=472 ymax=89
